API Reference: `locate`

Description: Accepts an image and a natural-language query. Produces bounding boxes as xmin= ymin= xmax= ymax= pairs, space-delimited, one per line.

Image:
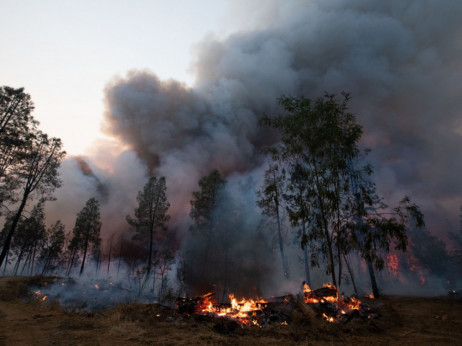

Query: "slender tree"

xmin=257 ymin=164 xmax=290 ymax=279
xmin=127 ymin=176 xmax=170 ymax=276
xmin=0 ymin=131 xmax=64 ymax=268
xmin=0 ymin=86 xmax=36 ymax=210
xmin=189 ymin=169 xmax=225 ymax=268
xmin=71 ymin=198 xmax=102 ymax=276
xmin=261 ymin=93 xmax=424 ymax=295
xmin=10 ymin=202 xmax=46 ymax=275
xmin=40 ymin=220 xmax=65 ymax=275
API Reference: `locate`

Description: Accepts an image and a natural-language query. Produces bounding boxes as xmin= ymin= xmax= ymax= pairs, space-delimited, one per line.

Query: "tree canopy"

xmin=127 ymin=176 xmax=170 ymax=275
xmin=261 ymin=93 xmax=424 ymax=294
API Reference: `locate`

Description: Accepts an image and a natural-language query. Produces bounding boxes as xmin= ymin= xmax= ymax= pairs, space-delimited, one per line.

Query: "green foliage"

xmin=261 ymin=93 xmax=424 ymax=289
xmin=126 ymin=176 xmax=170 ymax=273
xmin=256 ymin=164 xmax=290 ymax=278
xmin=72 ymin=198 xmax=102 ymax=247
xmin=127 ymin=176 xmax=170 ymax=237
xmin=40 ymin=220 xmax=65 ymax=274
xmin=189 ymin=169 xmax=225 ymax=232
xmin=71 ymin=198 xmax=102 ymax=275
xmin=0 ymin=86 xmax=36 ymax=209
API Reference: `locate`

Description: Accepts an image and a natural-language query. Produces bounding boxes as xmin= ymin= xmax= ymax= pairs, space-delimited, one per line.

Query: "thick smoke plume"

xmin=44 ymin=0 xmax=462 ymax=296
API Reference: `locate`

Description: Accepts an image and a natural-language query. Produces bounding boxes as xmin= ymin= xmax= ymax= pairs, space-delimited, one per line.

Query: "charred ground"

xmin=0 ymin=276 xmax=461 ymax=345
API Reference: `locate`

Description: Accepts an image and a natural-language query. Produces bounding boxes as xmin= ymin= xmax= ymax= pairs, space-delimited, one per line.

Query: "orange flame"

xmin=194 ymin=293 xmax=267 ymax=326
xmin=303 ymin=283 xmax=363 ymax=322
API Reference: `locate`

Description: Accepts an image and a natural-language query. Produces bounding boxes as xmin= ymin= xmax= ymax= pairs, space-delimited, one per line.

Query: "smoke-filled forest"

xmin=1 ymin=1 xmax=462 ymax=344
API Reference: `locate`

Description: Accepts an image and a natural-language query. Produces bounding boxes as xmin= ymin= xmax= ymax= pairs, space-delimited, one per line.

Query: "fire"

xmin=191 ymin=292 xmax=268 ymax=326
xmin=419 ymin=274 xmax=426 ymax=286
xmin=322 ymin=313 xmax=335 ymax=323
xmin=33 ymin=290 xmax=47 ymax=302
xmin=94 ymin=284 xmax=100 ymax=289
xmin=177 ymin=282 xmax=371 ymax=326
xmin=387 ymin=254 xmax=400 ymax=277
xmin=303 ymin=283 xmax=363 ymax=323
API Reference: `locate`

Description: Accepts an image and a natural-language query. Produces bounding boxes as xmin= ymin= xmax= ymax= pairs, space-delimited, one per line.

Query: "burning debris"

xmin=29 ymin=276 xmax=377 ymax=330
xmin=176 ymin=283 xmax=377 ymax=327
xmin=302 ymin=283 xmax=377 ymax=323
xmin=176 ymin=292 xmax=286 ymax=327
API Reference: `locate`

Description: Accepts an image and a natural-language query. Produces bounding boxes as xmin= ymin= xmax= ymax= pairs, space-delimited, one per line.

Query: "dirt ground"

xmin=0 ymin=276 xmax=461 ymax=345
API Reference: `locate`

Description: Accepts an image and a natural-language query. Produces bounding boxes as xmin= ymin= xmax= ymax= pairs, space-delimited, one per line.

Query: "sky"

xmin=1 ymin=0 xmax=230 ymax=154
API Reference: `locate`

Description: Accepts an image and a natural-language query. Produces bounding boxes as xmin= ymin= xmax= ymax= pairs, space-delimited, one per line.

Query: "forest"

xmin=0 ymin=85 xmax=461 ymax=306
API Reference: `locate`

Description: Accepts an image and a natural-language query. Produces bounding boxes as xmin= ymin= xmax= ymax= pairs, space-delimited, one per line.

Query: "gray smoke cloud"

xmin=41 ymin=0 xmax=462 ymax=297
xmin=102 ymin=0 xmax=462 ymax=235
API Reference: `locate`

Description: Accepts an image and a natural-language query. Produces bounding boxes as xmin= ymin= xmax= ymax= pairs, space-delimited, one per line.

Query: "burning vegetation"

xmin=174 ymin=282 xmax=377 ymax=328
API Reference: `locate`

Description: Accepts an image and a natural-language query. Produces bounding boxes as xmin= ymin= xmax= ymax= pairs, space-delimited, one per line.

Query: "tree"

xmin=10 ymin=201 xmax=46 ymax=275
xmin=189 ymin=169 xmax=225 ymax=268
xmin=127 ymin=176 xmax=170 ymax=276
xmin=70 ymin=198 xmax=102 ymax=276
xmin=261 ymin=93 xmax=424 ymax=295
xmin=40 ymin=220 xmax=65 ymax=275
xmin=0 ymin=86 xmax=34 ymax=138
xmin=0 ymin=86 xmax=37 ymax=211
xmin=288 ymin=168 xmax=313 ymax=286
xmin=257 ymin=164 xmax=290 ymax=279
xmin=0 ymin=131 xmax=65 ymax=268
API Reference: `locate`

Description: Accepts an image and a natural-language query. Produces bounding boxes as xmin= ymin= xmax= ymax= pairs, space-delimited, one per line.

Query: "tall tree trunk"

xmin=147 ymin=224 xmax=153 ymax=275
xmin=107 ymin=240 xmax=113 ymax=277
xmin=3 ymin=251 xmax=8 ymax=275
xmin=276 ymin=203 xmax=289 ymax=279
xmin=117 ymin=235 xmax=124 ymax=279
xmin=272 ymin=171 xmax=289 ymax=280
xmin=343 ymin=253 xmax=358 ymax=296
xmin=14 ymin=244 xmax=27 ymax=275
xmin=0 ymin=192 xmax=29 ymax=267
xmin=30 ymin=244 xmax=37 ymax=276
xmin=95 ymin=250 xmax=100 ymax=276
xmin=301 ymin=223 xmax=311 ymax=286
xmin=41 ymin=251 xmax=51 ymax=275
xmin=21 ymin=250 xmax=32 ymax=275
xmin=367 ymin=259 xmax=380 ymax=298
xmin=67 ymin=250 xmax=76 ymax=276
xmin=79 ymin=238 xmax=89 ymax=276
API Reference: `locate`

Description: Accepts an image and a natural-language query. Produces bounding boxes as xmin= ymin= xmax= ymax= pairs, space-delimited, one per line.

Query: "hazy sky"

xmin=1 ymin=0 xmax=232 ymax=154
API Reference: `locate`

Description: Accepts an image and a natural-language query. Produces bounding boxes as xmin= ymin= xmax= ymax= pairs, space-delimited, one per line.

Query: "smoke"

xmin=42 ymin=0 xmax=462 ymax=296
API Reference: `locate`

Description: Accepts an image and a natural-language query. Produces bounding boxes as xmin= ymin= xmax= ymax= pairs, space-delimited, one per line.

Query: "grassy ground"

xmin=0 ymin=276 xmax=461 ymax=345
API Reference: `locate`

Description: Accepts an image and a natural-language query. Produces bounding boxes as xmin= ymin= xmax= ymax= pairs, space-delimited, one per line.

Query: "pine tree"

xmin=189 ymin=169 xmax=225 ymax=268
xmin=127 ymin=176 xmax=170 ymax=276
xmin=70 ymin=198 xmax=102 ymax=276
xmin=40 ymin=220 xmax=65 ymax=275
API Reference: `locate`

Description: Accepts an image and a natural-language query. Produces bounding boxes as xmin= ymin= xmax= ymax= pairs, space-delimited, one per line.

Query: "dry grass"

xmin=0 ymin=276 xmax=461 ymax=345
